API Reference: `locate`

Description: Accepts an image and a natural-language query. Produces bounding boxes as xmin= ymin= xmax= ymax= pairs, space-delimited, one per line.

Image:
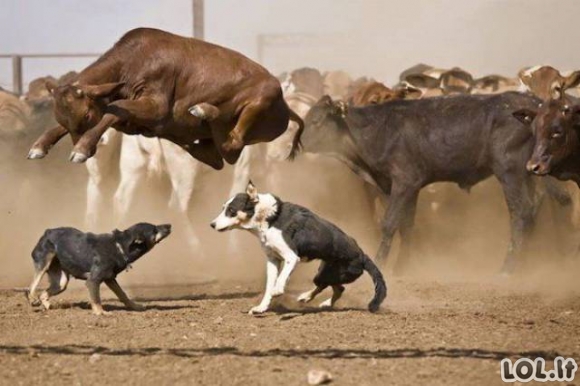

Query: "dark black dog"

xmin=27 ymin=223 xmax=171 ymax=315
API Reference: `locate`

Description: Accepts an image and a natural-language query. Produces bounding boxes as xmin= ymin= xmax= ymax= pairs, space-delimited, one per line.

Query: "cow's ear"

xmin=319 ymin=95 xmax=333 ymax=106
xmin=45 ymin=80 xmax=58 ymax=95
xmin=513 ymin=109 xmax=537 ymax=125
xmin=564 ymin=71 xmax=580 ymax=90
xmin=84 ymin=82 xmax=125 ymax=99
xmin=246 ymin=180 xmax=258 ymax=202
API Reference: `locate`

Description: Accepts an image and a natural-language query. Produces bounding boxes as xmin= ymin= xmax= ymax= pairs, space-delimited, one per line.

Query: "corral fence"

xmin=0 ymin=54 xmax=101 ymax=95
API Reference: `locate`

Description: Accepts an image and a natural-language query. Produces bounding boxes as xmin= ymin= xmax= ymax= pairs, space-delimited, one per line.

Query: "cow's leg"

xmin=183 ymin=138 xmax=224 ymax=170
xmin=84 ymin=129 xmax=120 ymax=229
xmin=114 ymin=136 xmax=147 ymax=222
xmin=28 ymin=125 xmax=68 ymax=159
xmin=393 ymin=191 xmax=419 ymax=274
xmin=113 ymin=142 xmax=147 ymax=223
xmin=497 ymin=173 xmax=536 ymax=274
xmin=229 ymin=147 xmax=254 ymax=197
xmin=70 ymin=114 xmax=120 ymax=163
xmin=71 ymin=97 xmax=168 ymax=163
xmin=85 ymin=157 xmax=106 ymax=229
xmin=164 ymin=141 xmax=204 ymax=251
xmin=211 ymin=100 xmax=268 ymax=164
xmin=375 ymin=184 xmax=420 ymax=270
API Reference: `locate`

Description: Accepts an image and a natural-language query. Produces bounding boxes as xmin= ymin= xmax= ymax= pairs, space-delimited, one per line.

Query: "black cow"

xmin=302 ymin=93 xmax=563 ymax=274
xmin=516 ymin=96 xmax=580 ymax=184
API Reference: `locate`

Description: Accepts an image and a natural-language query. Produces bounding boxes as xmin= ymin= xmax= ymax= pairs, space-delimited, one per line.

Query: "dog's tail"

xmin=287 ymin=108 xmax=304 ymax=161
xmin=361 ymin=254 xmax=387 ymax=313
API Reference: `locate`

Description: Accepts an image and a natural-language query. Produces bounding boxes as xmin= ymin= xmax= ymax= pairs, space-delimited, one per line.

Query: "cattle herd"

xmin=1 ymin=28 xmax=580 ymax=315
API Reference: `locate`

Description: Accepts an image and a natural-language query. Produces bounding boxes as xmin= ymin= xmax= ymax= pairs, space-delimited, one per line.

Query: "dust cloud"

xmin=1 ymin=113 xmax=579 ymax=299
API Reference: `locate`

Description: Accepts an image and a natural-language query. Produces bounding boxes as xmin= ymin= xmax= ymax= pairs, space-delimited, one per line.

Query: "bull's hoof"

xmin=27 ymin=149 xmax=46 ymax=160
xmin=188 ymin=105 xmax=207 ymax=119
xmin=69 ymin=152 xmax=88 ymax=163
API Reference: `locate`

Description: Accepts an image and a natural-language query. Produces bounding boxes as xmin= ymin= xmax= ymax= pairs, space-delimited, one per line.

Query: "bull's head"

xmin=46 ymin=81 xmax=123 ymax=142
xmin=513 ymin=98 xmax=580 ymax=175
xmin=302 ymin=95 xmax=348 ymax=155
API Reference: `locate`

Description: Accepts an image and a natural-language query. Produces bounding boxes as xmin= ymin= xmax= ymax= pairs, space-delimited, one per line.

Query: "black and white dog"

xmin=211 ymin=182 xmax=387 ymax=315
xmin=27 ymin=223 xmax=171 ymax=315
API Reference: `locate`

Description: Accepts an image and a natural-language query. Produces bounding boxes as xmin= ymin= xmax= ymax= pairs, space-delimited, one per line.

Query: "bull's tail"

xmin=287 ymin=108 xmax=304 ymax=161
xmin=361 ymin=254 xmax=387 ymax=313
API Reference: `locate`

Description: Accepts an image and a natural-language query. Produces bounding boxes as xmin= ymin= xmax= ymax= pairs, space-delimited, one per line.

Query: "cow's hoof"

xmin=188 ymin=105 xmax=207 ymax=119
xmin=27 ymin=149 xmax=46 ymax=160
xmin=69 ymin=152 xmax=88 ymax=163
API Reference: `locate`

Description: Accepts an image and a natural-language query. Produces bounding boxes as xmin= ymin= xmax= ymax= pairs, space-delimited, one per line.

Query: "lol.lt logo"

xmin=501 ymin=357 xmax=577 ymax=383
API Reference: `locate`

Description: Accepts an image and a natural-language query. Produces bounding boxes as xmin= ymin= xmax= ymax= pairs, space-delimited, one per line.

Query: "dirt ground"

xmin=1 ymin=139 xmax=580 ymax=385
xmin=1 ymin=270 xmax=579 ymax=386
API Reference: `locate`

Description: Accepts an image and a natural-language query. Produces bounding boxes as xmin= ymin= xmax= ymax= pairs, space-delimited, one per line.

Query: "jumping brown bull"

xmin=28 ymin=28 xmax=303 ymax=170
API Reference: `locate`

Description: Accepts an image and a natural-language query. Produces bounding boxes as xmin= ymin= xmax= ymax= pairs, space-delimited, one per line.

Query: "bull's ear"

xmin=564 ymin=71 xmax=580 ymax=90
xmin=319 ymin=95 xmax=333 ymax=105
xmin=513 ymin=109 xmax=537 ymax=125
xmin=45 ymin=80 xmax=58 ymax=95
xmin=84 ymin=82 xmax=125 ymax=99
xmin=246 ymin=180 xmax=258 ymax=202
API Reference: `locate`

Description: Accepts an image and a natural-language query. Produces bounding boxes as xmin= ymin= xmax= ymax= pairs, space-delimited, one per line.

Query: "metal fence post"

xmin=193 ymin=0 xmax=204 ymax=40
xmin=12 ymin=55 xmax=23 ymax=95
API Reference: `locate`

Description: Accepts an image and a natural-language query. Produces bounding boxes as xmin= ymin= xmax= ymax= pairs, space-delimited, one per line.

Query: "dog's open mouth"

xmin=155 ymin=224 xmax=172 ymax=242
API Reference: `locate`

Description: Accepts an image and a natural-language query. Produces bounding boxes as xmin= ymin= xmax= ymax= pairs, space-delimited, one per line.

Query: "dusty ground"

xmin=1 ymin=272 xmax=579 ymax=386
xmin=2 ymin=133 xmax=580 ymax=385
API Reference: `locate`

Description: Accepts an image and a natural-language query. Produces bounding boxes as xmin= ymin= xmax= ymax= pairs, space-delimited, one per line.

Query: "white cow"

xmin=85 ymin=131 xmax=210 ymax=251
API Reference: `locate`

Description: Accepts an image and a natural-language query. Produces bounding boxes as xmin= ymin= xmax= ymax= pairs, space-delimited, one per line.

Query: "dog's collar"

xmin=115 ymin=242 xmax=133 ymax=271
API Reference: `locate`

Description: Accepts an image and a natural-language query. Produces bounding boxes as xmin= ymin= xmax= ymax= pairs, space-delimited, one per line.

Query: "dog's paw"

xmin=319 ymin=298 xmax=333 ymax=308
xmin=248 ymin=305 xmax=268 ymax=315
xmin=92 ymin=309 xmax=112 ymax=316
xmin=271 ymin=287 xmax=285 ymax=298
xmin=297 ymin=291 xmax=313 ymax=303
xmin=40 ymin=295 xmax=51 ymax=310
xmin=127 ymin=302 xmax=146 ymax=311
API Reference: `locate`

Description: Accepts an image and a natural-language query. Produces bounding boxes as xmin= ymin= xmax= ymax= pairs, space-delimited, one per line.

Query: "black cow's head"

xmin=302 ymin=95 xmax=349 ymax=155
xmin=513 ymin=97 xmax=580 ymax=175
xmin=45 ymin=80 xmax=124 ymax=143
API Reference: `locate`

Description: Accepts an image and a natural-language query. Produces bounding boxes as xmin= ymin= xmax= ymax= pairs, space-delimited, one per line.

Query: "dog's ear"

xmin=246 ymin=180 xmax=258 ymax=203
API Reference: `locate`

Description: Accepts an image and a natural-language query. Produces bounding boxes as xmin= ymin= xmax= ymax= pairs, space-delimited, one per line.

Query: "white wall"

xmin=1 ymin=0 xmax=579 ymax=89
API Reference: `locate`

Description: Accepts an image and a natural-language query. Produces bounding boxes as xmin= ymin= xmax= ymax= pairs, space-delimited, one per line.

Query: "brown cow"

xmin=472 ymin=75 xmax=520 ymax=95
xmin=348 ymin=81 xmax=414 ymax=106
xmin=518 ymin=65 xmax=580 ymax=101
xmin=28 ymin=28 xmax=303 ymax=170
xmin=513 ymin=95 xmax=580 ymax=182
xmin=439 ymin=67 xmax=473 ymax=95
